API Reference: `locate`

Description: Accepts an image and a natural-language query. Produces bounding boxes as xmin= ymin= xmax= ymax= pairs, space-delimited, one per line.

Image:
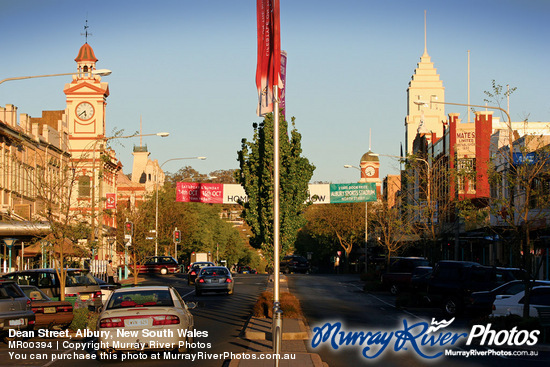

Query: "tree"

xmin=489 ymin=135 xmax=550 ymax=317
xmin=236 ymin=113 xmax=315 ymax=264
xmin=22 ymin=150 xmax=90 ymax=300
xmin=370 ymin=200 xmax=415 ymax=267
xmin=302 ymin=203 xmax=365 ymax=272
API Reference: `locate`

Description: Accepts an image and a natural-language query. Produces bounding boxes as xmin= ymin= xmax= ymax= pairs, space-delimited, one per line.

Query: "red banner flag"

xmin=256 ymin=0 xmax=282 ymax=116
xmin=105 ymin=193 xmax=116 ymax=209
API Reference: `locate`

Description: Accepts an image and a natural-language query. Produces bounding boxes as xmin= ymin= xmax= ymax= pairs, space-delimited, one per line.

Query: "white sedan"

xmin=491 ymin=286 xmax=550 ymax=317
xmin=97 ymin=286 xmax=196 ymax=356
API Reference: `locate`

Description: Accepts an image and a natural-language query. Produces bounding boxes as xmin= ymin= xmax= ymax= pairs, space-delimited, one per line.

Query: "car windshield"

xmin=21 ymin=286 xmax=51 ymax=301
xmin=107 ymin=289 xmax=174 ymax=309
xmin=200 ymin=268 xmax=229 ymax=276
xmin=66 ymin=271 xmax=98 ymax=286
xmin=193 ymin=262 xmax=213 ymax=269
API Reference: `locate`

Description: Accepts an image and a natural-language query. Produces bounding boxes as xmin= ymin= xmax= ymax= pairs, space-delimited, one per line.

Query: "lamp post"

xmin=154 ymin=157 xmax=207 ymax=256
xmin=372 ymin=153 xmax=431 ymax=216
xmin=344 ymin=164 xmax=369 ymax=274
xmin=92 ymin=132 xmax=170 ymax=258
xmin=0 ymin=69 xmax=112 ymax=85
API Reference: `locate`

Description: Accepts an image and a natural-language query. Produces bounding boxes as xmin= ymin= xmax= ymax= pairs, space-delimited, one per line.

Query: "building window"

xmin=78 ymin=176 xmax=91 ymax=198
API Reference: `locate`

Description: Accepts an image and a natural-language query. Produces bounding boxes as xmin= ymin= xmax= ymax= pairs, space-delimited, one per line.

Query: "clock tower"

xmin=64 ymin=43 xmax=109 ymax=141
xmin=65 ymin=43 xmax=117 ymax=260
xmin=359 ymin=150 xmax=381 ymax=197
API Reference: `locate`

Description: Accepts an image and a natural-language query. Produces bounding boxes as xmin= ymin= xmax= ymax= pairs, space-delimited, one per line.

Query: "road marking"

xmin=42 ymin=345 xmax=76 ymax=367
xmin=347 ymin=282 xmax=420 ymax=319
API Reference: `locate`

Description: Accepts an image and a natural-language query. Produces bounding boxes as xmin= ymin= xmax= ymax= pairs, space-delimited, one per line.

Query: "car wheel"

xmin=178 ymin=334 xmax=194 ymax=353
xmin=390 ymin=284 xmax=399 ymax=295
xmin=160 ymin=268 xmax=168 ymax=275
xmin=443 ymin=297 xmax=461 ymax=317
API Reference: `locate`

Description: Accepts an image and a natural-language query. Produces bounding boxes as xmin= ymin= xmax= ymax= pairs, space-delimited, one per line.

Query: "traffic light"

xmin=173 ymin=230 xmax=181 ymax=243
xmin=124 ymin=221 xmax=133 ymax=236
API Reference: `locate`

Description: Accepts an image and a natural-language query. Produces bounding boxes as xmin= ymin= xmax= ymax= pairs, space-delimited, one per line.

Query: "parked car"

xmin=237 ymin=266 xmax=257 ymax=274
xmin=195 ymin=266 xmax=234 ymax=296
xmin=187 ymin=262 xmax=216 ymax=285
xmin=19 ymin=285 xmax=73 ymax=330
xmin=134 ymin=256 xmax=180 ymax=275
xmin=4 ymin=269 xmax=102 ymax=311
xmin=491 ymin=286 xmax=550 ymax=317
xmin=380 ymin=257 xmax=430 ymax=294
xmin=0 ymin=280 xmax=35 ymax=342
xmin=467 ymin=280 xmax=550 ymax=316
xmin=424 ymin=261 xmax=518 ymax=316
xmin=281 ymin=255 xmax=310 ymax=274
xmin=97 ymin=286 xmax=195 ymax=355
xmin=93 ymin=277 xmax=121 ymax=306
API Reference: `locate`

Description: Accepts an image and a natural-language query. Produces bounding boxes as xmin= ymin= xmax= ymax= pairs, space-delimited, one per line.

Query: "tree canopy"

xmin=236 ymin=113 xmax=315 ymax=262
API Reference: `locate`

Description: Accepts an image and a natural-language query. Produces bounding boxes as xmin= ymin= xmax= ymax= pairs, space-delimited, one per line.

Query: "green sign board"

xmin=329 ymin=183 xmax=377 ymax=203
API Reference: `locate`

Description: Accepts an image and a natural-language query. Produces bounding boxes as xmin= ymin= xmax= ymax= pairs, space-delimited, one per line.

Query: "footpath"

xmin=228 ymin=275 xmax=327 ymax=367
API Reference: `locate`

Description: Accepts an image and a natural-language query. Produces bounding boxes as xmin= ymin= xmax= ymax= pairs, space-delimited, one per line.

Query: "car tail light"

xmin=190 ymin=271 xmax=197 ymax=276
xmin=492 ymin=304 xmax=496 ymax=310
xmin=27 ymin=299 xmax=31 ymax=307
xmin=225 ymin=278 xmax=233 ymax=283
xmin=29 ymin=320 xmax=35 ymax=325
xmin=100 ymin=317 xmax=124 ymax=328
xmin=152 ymin=315 xmax=180 ymax=325
xmin=93 ymin=291 xmax=102 ymax=299
xmin=57 ymin=305 xmax=72 ymax=312
xmin=198 ymin=278 xmax=205 ymax=283
xmin=32 ymin=307 xmax=43 ymax=314
xmin=66 ymin=293 xmax=77 ymax=297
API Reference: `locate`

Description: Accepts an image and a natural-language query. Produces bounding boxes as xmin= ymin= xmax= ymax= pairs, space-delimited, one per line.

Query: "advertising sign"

xmin=329 ymin=183 xmax=377 ymax=203
xmin=176 ymin=183 xmax=376 ymax=204
xmin=176 ymin=182 xmax=224 ymax=204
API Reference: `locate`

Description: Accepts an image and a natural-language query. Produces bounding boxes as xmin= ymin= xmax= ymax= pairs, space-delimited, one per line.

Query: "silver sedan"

xmin=97 ymin=286 xmax=196 ymax=356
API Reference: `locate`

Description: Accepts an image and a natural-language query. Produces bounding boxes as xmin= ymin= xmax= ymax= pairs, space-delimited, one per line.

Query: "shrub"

xmin=252 ymin=291 xmax=303 ymax=319
xmin=69 ymin=308 xmax=100 ymax=331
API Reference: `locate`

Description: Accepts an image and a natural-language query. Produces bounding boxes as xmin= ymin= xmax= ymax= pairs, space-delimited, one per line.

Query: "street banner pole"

xmin=273 ymin=84 xmax=283 ymax=358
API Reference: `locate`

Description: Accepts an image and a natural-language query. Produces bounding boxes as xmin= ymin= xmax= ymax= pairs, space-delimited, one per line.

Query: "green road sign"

xmin=329 ymin=183 xmax=377 ymax=203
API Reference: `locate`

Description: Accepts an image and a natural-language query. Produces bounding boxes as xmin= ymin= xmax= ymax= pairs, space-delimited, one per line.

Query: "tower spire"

xmin=81 ymin=18 xmax=92 ymax=43
xmin=423 ymin=10 xmax=428 ymax=56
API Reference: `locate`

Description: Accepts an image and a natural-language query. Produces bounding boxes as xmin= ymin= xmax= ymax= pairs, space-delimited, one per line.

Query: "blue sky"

xmin=0 ymin=0 xmax=548 ymax=183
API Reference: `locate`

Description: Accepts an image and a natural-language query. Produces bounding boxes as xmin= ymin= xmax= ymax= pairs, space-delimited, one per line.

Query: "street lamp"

xmin=91 ymin=132 xmax=170 ymax=257
xmin=0 ymin=69 xmax=112 ymax=85
xmin=155 ymin=157 xmax=207 ymax=256
xmin=344 ymin=164 xmax=370 ymax=274
xmin=372 ymin=153 xmax=431 ymax=215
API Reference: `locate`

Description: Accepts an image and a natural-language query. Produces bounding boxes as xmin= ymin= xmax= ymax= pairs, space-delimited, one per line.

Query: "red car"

xmin=135 ymin=256 xmax=180 ymax=275
xmin=20 ymin=285 xmax=73 ymax=330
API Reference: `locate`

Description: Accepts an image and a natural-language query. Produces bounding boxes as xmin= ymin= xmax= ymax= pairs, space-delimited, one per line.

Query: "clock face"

xmin=365 ymin=166 xmax=376 ymax=177
xmin=76 ymin=102 xmax=94 ymax=121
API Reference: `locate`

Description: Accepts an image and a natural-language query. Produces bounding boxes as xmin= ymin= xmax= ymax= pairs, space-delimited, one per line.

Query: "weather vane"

xmin=81 ymin=18 xmax=92 ymax=43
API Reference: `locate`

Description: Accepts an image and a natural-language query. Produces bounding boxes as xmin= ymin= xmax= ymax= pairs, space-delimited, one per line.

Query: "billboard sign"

xmin=329 ymin=183 xmax=377 ymax=203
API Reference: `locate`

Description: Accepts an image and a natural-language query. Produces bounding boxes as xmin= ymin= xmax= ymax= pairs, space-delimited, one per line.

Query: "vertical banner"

xmin=256 ymin=0 xmax=282 ymax=116
xmin=280 ymin=50 xmax=287 ymax=117
xmin=105 ymin=193 xmax=116 ymax=209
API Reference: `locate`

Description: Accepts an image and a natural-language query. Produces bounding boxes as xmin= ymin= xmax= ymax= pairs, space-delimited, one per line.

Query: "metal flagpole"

xmin=272 ymin=85 xmax=283 ymax=358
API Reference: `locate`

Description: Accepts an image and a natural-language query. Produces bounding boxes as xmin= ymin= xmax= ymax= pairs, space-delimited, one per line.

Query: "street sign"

xmin=329 ymin=183 xmax=377 ymax=203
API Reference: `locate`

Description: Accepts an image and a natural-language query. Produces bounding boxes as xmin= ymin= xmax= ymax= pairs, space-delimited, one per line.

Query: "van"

xmin=4 ymin=269 xmax=102 ymax=311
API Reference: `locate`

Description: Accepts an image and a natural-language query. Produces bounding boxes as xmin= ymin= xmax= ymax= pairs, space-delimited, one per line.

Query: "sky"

xmin=0 ymin=0 xmax=549 ymax=183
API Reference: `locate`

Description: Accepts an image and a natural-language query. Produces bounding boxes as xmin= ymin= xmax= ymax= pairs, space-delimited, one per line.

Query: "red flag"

xmin=256 ymin=0 xmax=282 ymax=116
xmin=105 ymin=193 xmax=116 ymax=209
